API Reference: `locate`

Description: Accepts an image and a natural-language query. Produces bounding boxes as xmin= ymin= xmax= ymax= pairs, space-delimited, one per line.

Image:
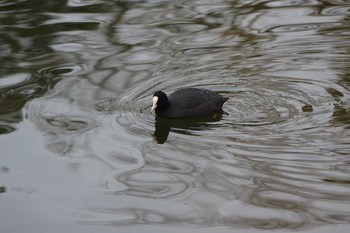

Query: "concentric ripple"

xmin=86 ymin=54 xmax=350 ymax=228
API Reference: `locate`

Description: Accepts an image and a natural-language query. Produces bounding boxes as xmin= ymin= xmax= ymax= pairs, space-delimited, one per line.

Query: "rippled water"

xmin=1 ymin=0 xmax=350 ymax=232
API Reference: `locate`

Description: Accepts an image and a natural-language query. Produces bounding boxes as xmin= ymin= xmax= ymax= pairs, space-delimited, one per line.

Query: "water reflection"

xmin=0 ymin=0 xmax=101 ymax=134
xmin=1 ymin=0 xmax=350 ymax=232
xmin=153 ymin=114 xmax=223 ymax=144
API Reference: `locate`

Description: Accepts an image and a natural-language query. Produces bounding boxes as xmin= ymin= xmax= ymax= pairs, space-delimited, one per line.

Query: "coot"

xmin=151 ymin=88 xmax=229 ymax=118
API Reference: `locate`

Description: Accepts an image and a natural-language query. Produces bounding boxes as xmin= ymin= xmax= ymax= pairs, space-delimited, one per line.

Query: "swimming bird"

xmin=151 ymin=88 xmax=229 ymax=118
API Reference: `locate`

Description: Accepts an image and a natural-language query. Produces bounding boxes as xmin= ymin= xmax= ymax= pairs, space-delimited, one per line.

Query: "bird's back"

xmin=155 ymin=88 xmax=228 ymax=118
xmin=168 ymin=88 xmax=227 ymax=109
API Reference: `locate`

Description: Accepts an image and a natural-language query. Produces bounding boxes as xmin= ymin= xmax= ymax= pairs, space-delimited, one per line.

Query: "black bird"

xmin=151 ymin=88 xmax=229 ymax=119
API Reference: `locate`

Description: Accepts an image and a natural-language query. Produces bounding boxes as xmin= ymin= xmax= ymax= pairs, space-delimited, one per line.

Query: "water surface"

xmin=1 ymin=0 xmax=350 ymax=232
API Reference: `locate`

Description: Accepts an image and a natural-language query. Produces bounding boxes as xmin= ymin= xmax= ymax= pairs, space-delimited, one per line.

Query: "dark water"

xmin=1 ymin=0 xmax=350 ymax=232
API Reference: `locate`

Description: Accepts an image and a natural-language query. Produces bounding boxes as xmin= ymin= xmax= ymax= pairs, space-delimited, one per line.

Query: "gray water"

xmin=1 ymin=1 xmax=350 ymax=232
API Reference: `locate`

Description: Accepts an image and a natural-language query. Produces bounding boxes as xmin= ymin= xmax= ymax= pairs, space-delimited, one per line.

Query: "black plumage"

xmin=151 ymin=88 xmax=229 ymax=118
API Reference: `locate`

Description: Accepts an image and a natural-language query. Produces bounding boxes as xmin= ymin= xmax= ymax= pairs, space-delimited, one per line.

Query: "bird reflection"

xmin=152 ymin=113 xmax=224 ymax=144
